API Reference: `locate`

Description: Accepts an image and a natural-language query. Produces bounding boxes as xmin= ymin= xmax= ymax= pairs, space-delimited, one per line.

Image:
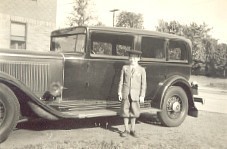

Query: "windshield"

xmin=51 ymin=34 xmax=86 ymax=53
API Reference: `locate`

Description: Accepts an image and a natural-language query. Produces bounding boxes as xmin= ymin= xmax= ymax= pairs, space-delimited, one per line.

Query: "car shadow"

xmin=16 ymin=116 xmax=122 ymax=131
xmin=16 ymin=113 xmax=162 ymax=133
xmin=139 ymin=112 xmax=162 ymax=126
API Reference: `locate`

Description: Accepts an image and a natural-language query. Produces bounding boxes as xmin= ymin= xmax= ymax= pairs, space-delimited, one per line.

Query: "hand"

xmin=118 ymin=94 xmax=122 ymax=101
xmin=139 ymin=96 xmax=144 ymax=103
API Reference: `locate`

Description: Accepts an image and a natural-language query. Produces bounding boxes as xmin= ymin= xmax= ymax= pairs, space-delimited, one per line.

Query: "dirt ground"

xmin=1 ymin=111 xmax=227 ymax=149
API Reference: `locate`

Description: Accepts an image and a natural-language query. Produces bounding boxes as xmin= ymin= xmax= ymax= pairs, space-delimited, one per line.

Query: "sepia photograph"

xmin=0 ymin=0 xmax=226 ymax=148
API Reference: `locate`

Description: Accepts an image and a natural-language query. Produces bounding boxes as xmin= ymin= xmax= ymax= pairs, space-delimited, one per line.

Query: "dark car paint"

xmin=0 ymin=49 xmax=64 ymax=96
xmin=0 ymin=26 xmax=197 ymax=120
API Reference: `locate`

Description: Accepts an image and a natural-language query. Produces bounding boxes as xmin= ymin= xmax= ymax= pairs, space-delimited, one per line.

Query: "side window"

xmin=116 ymin=44 xmax=131 ymax=56
xmin=90 ymin=32 xmax=133 ymax=57
xmin=141 ymin=37 xmax=165 ymax=60
xmin=92 ymin=41 xmax=112 ymax=55
xmin=168 ymin=40 xmax=188 ymax=62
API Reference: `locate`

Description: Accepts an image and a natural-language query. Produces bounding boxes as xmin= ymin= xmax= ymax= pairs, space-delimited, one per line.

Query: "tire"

xmin=0 ymin=83 xmax=20 ymax=143
xmin=158 ymin=86 xmax=188 ymax=127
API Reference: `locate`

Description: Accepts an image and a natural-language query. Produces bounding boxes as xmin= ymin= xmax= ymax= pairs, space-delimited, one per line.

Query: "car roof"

xmin=89 ymin=26 xmax=182 ymax=38
xmin=52 ymin=26 xmax=191 ymax=44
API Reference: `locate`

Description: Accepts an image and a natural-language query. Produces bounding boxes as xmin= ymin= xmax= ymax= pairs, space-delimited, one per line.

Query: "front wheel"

xmin=158 ymin=86 xmax=188 ymax=127
xmin=0 ymin=83 xmax=20 ymax=143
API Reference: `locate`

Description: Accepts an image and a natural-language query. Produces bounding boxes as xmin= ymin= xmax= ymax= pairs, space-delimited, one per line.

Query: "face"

xmin=129 ymin=56 xmax=140 ymax=65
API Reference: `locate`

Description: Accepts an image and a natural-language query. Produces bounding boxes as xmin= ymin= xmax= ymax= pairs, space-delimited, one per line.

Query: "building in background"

xmin=0 ymin=0 xmax=57 ymax=51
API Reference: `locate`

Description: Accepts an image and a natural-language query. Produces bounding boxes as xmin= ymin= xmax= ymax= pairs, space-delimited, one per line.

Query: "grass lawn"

xmin=190 ymin=75 xmax=227 ymax=90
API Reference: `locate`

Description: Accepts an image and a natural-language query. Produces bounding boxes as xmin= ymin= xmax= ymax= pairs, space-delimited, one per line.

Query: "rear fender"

xmin=151 ymin=75 xmax=197 ymax=116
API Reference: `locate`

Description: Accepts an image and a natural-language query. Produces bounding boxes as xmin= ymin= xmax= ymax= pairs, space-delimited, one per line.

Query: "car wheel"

xmin=0 ymin=83 xmax=20 ymax=143
xmin=158 ymin=86 xmax=188 ymax=127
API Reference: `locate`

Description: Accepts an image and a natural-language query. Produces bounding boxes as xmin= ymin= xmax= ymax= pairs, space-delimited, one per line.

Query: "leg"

xmin=121 ymin=117 xmax=130 ymax=137
xmin=130 ymin=117 xmax=138 ymax=137
xmin=129 ymin=100 xmax=140 ymax=138
xmin=130 ymin=101 xmax=140 ymax=132
xmin=130 ymin=117 xmax=136 ymax=132
xmin=120 ymin=96 xmax=131 ymax=137
xmin=124 ymin=117 xmax=130 ymax=131
xmin=120 ymin=97 xmax=130 ymax=132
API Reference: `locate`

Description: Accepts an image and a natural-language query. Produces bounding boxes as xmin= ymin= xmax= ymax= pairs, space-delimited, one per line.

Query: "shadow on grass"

xmin=139 ymin=112 xmax=162 ymax=126
xmin=16 ymin=116 xmax=126 ymax=131
xmin=106 ymin=112 xmax=163 ymax=136
xmin=16 ymin=113 xmax=162 ymax=133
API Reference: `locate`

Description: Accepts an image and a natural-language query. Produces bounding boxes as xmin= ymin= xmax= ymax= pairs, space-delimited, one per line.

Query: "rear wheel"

xmin=0 ymin=83 xmax=20 ymax=143
xmin=158 ymin=86 xmax=188 ymax=127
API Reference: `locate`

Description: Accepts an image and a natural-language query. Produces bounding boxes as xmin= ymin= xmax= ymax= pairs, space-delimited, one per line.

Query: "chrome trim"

xmin=0 ymin=51 xmax=62 ymax=60
xmin=59 ymin=53 xmax=65 ymax=102
xmin=0 ymin=61 xmax=49 ymax=92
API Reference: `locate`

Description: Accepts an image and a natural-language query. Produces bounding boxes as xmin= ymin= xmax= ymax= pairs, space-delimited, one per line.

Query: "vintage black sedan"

xmin=0 ymin=26 xmax=201 ymax=142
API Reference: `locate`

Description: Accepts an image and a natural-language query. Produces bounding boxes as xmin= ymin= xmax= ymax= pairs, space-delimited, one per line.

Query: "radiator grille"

xmin=0 ymin=61 xmax=49 ymax=92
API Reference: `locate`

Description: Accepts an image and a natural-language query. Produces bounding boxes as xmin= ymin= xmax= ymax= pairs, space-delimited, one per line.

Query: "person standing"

xmin=118 ymin=50 xmax=147 ymax=137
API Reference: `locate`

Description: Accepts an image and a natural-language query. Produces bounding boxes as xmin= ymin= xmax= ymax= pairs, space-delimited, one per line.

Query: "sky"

xmin=57 ymin=0 xmax=227 ymax=43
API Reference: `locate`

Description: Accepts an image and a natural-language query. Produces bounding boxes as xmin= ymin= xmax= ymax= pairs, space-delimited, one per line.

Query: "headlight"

xmin=50 ymin=82 xmax=63 ymax=97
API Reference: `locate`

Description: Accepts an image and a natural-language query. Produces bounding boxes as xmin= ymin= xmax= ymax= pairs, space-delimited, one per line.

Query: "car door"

xmin=139 ymin=36 xmax=167 ymax=99
xmin=86 ymin=31 xmax=135 ymax=108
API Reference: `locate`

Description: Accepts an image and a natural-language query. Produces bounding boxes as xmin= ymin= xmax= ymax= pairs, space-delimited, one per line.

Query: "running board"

xmin=61 ymin=108 xmax=161 ymax=119
xmin=48 ymin=100 xmax=153 ymax=112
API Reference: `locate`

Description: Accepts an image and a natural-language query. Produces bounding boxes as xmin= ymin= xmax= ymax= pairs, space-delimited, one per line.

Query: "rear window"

xmin=141 ymin=36 xmax=165 ymax=61
xmin=168 ymin=40 xmax=188 ymax=62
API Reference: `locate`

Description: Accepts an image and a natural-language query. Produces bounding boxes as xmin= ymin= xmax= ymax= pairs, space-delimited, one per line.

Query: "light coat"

xmin=118 ymin=65 xmax=146 ymax=101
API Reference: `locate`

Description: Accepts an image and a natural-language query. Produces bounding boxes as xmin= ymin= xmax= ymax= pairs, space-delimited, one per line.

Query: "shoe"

xmin=130 ymin=131 xmax=138 ymax=138
xmin=120 ymin=130 xmax=130 ymax=137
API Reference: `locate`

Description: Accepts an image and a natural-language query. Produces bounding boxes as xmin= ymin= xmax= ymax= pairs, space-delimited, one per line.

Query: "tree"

xmin=201 ymin=38 xmax=217 ymax=75
xmin=156 ymin=20 xmax=184 ymax=35
xmin=215 ymin=43 xmax=227 ymax=77
xmin=116 ymin=11 xmax=144 ymax=29
xmin=94 ymin=21 xmax=106 ymax=27
xmin=184 ymin=23 xmax=212 ymax=62
xmin=68 ymin=0 xmax=93 ymax=26
xmin=156 ymin=20 xmax=226 ymax=76
xmin=156 ymin=20 xmax=213 ymax=62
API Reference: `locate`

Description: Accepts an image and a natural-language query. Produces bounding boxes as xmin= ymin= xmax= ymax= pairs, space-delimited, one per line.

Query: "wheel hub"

xmin=172 ymin=102 xmax=181 ymax=112
xmin=166 ymin=95 xmax=182 ymax=119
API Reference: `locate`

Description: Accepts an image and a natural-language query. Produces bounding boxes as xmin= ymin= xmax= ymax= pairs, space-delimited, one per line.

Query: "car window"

xmin=51 ymin=34 xmax=86 ymax=53
xmin=141 ymin=36 xmax=165 ymax=60
xmin=90 ymin=32 xmax=133 ymax=57
xmin=168 ymin=40 xmax=188 ymax=62
xmin=92 ymin=41 xmax=112 ymax=55
xmin=75 ymin=34 xmax=86 ymax=53
xmin=116 ymin=44 xmax=130 ymax=56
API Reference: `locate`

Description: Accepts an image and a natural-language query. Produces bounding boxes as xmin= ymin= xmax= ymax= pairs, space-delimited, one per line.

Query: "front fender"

xmin=0 ymin=71 xmax=40 ymax=101
xmin=0 ymin=72 xmax=60 ymax=120
xmin=151 ymin=75 xmax=194 ymax=110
